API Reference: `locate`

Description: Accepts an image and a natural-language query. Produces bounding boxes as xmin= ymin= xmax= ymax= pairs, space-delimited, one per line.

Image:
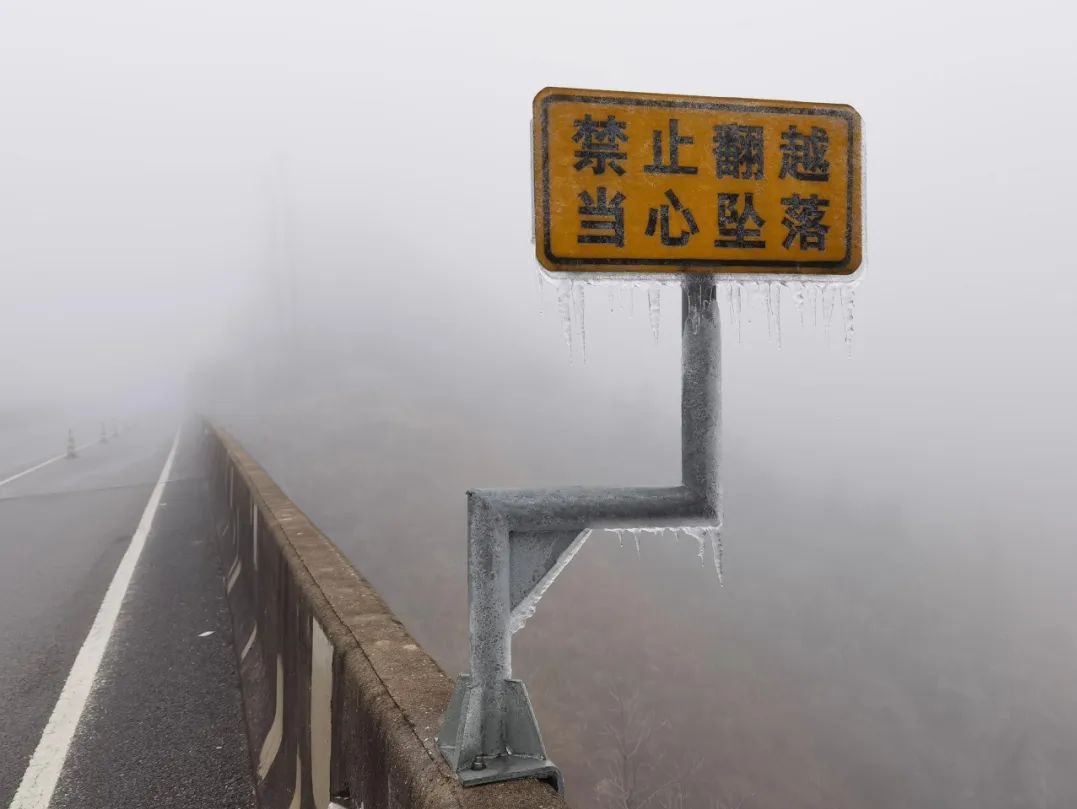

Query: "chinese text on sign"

xmin=533 ymin=87 xmax=862 ymax=275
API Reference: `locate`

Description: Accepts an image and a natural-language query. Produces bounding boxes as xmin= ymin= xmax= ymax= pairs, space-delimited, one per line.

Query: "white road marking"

xmin=7 ymin=427 xmax=181 ymax=809
xmin=240 ymin=626 xmax=258 ymax=661
xmin=258 ymin=655 xmax=285 ymax=780
xmin=0 ymin=441 xmax=97 ymax=490
xmin=286 ymin=753 xmax=302 ymax=809
xmin=226 ymin=559 xmax=243 ymax=594
xmin=311 ymin=618 xmax=333 ymax=809
xmin=252 ymin=505 xmax=259 ymax=572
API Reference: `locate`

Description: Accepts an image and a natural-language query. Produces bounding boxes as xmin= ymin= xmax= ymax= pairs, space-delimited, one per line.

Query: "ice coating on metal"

xmin=440 ymin=277 xmax=723 ymax=790
xmin=537 ymin=268 xmax=858 ymax=356
xmin=509 ymin=529 xmax=592 ymax=634
xmin=608 ymin=525 xmax=724 ymax=583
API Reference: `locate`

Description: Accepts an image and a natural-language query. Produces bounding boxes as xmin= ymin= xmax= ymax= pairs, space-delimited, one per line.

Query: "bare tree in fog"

xmin=658 ymin=784 xmax=751 ymax=809
xmin=593 ymin=685 xmax=703 ymax=809
xmin=592 ymin=684 xmax=756 ymax=809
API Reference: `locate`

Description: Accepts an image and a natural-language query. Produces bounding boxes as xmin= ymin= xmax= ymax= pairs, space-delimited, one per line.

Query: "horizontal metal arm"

xmin=469 ymin=484 xmax=717 ymax=531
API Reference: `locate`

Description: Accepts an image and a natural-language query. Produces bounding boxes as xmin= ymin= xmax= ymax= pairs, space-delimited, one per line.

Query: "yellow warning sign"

xmin=533 ymin=87 xmax=862 ymax=275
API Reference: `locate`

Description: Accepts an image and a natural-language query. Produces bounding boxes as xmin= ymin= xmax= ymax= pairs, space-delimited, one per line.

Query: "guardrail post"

xmin=439 ymin=277 xmax=721 ymax=793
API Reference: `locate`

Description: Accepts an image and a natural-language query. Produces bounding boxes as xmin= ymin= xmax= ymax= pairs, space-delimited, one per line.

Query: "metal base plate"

xmin=456 ymin=754 xmax=563 ymax=793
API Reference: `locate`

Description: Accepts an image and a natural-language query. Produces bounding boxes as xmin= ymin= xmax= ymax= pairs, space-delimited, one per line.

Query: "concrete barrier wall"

xmin=204 ymin=422 xmax=566 ymax=809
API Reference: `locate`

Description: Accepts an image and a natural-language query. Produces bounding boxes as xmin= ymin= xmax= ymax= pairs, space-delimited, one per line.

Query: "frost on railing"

xmin=612 ymin=526 xmax=724 ymax=583
xmin=509 ymin=524 xmax=724 ymax=634
xmin=536 ymin=271 xmax=858 ymax=361
xmin=523 ymin=270 xmax=859 ymax=619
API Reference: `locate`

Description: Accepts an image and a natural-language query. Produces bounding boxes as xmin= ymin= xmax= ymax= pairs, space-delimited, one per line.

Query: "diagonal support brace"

xmin=439 ymin=278 xmax=721 ymax=792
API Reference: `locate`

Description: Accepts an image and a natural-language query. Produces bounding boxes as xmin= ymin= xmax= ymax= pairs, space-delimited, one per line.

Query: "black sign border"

xmin=539 ymin=92 xmax=858 ymax=272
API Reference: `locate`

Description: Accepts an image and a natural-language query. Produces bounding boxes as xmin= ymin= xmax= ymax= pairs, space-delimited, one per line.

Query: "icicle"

xmin=536 ymin=271 xmax=545 ymax=315
xmin=633 ymin=529 xmax=641 ymax=556
xmin=707 ymin=528 xmax=724 ymax=586
xmin=732 ymin=282 xmax=743 ymax=343
xmin=763 ymin=283 xmax=772 ymax=339
xmin=607 ymin=287 xmax=616 ymax=313
xmin=808 ymin=283 xmax=819 ymax=327
xmin=788 ymin=281 xmax=806 ymax=326
xmin=822 ymin=284 xmax=836 ymax=342
xmin=841 ymin=284 xmax=856 ymax=355
xmin=647 ymin=285 xmax=661 ymax=341
xmin=693 ymin=529 xmax=706 ymax=567
xmin=556 ymin=279 xmax=573 ymax=359
xmin=571 ymin=281 xmax=587 ymax=362
xmin=770 ymin=282 xmax=782 ymax=349
xmin=629 ymin=283 xmax=636 ymax=317
xmin=615 ymin=529 xmax=624 ymax=550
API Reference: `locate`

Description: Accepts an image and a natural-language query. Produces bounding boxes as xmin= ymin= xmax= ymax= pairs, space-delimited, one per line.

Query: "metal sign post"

xmin=440 ymin=86 xmax=863 ymax=793
xmin=439 ymin=277 xmax=721 ymax=791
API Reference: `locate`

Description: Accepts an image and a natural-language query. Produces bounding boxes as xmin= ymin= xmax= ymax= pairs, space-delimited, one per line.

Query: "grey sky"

xmin=4 ymin=0 xmax=1072 ymax=514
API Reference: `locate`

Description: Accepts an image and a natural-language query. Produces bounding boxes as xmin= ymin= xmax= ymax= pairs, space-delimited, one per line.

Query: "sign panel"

xmin=533 ymin=87 xmax=862 ymax=275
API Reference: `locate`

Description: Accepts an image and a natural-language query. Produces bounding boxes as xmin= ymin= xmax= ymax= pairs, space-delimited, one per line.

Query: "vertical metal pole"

xmin=466 ymin=494 xmax=511 ymax=760
xmin=681 ymin=277 xmax=721 ymax=513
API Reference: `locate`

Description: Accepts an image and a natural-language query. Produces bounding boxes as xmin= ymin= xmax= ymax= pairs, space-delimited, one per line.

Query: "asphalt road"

xmin=0 ymin=419 xmax=255 ymax=808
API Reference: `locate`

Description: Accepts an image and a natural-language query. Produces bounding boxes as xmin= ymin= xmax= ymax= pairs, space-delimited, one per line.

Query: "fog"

xmin=2 ymin=1 xmax=1076 ymax=807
